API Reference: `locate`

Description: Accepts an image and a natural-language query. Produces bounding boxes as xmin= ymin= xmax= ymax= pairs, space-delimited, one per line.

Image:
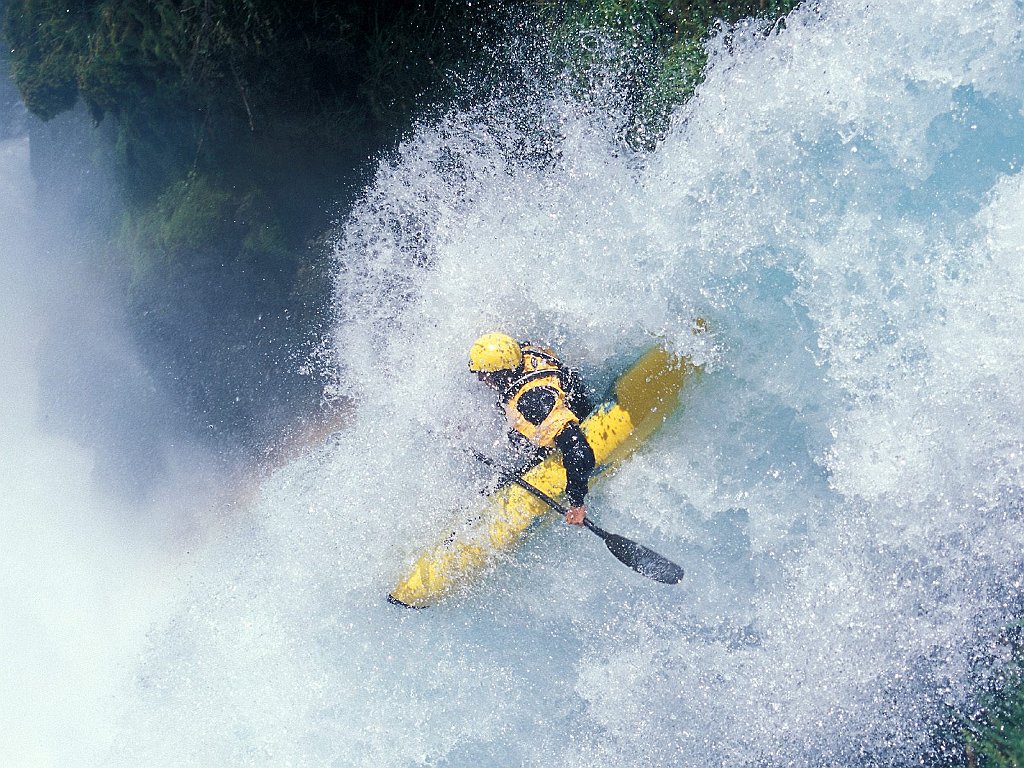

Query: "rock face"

xmin=1 ymin=57 xmax=27 ymax=140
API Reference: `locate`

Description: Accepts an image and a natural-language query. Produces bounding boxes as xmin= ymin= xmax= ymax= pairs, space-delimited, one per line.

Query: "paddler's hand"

xmin=565 ymin=505 xmax=586 ymax=525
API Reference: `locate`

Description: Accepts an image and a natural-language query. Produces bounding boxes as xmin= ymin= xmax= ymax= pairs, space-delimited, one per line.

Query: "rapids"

xmin=9 ymin=0 xmax=1024 ymax=765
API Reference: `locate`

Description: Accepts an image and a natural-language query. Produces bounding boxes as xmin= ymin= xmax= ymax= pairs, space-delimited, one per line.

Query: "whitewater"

xmin=6 ymin=0 xmax=1024 ymax=765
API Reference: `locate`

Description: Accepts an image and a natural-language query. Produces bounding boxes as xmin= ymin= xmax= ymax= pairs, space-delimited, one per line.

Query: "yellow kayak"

xmin=388 ymin=345 xmax=700 ymax=608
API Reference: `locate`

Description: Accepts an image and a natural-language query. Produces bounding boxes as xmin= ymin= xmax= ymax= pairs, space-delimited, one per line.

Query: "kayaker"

xmin=468 ymin=332 xmax=596 ymax=525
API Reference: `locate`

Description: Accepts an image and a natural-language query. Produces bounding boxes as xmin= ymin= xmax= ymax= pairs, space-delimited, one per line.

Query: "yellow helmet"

xmin=468 ymin=332 xmax=522 ymax=373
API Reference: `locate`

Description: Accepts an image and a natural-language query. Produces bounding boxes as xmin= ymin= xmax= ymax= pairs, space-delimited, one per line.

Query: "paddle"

xmin=471 ymin=450 xmax=685 ymax=585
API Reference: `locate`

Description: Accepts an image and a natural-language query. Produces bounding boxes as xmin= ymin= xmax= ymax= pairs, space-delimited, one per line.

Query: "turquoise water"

xmin=7 ymin=0 xmax=1024 ymax=765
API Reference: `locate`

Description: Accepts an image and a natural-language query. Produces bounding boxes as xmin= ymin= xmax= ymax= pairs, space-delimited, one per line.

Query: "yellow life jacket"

xmin=501 ymin=344 xmax=578 ymax=449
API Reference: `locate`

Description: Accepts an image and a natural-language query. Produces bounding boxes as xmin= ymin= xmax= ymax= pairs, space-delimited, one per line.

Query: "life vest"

xmin=501 ymin=344 xmax=579 ymax=449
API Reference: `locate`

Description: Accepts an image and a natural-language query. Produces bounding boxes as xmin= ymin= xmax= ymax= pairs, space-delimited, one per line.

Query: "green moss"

xmin=118 ymin=172 xmax=291 ymax=286
xmin=962 ymin=640 xmax=1024 ymax=768
xmin=153 ymin=175 xmax=233 ymax=254
xmin=2 ymin=0 xmax=91 ymax=119
xmin=537 ymin=0 xmax=801 ymax=147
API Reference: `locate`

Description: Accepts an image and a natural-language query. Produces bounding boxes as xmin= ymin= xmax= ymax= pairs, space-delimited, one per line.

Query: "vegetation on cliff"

xmin=542 ymin=0 xmax=799 ymax=148
xmin=960 ymin=631 xmax=1024 ymax=768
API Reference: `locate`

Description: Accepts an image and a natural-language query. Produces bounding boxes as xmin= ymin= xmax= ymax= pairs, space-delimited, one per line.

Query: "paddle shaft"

xmin=487 ymin=458 xmax=604 ymax=533
xmin=506 ymin=474 xmax=617 ymax=541
xmin=471 ymin=450 xmax=684 ymax=584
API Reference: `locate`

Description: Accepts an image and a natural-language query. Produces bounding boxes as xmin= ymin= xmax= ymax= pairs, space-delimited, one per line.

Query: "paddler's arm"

xmin=553 ymin=421 xmax=595 ymax=525
xmin=515 ymin=386 xmax=595 ymax=524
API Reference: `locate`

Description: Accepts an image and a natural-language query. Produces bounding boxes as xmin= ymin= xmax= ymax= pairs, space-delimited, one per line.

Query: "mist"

xmin=0 ymin=70 xmax=233 ymax=766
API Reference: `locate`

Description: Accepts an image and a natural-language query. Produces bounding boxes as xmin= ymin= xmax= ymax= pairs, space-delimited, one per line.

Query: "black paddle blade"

xmin=603 ymin=533 xmax=685 ymax=584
